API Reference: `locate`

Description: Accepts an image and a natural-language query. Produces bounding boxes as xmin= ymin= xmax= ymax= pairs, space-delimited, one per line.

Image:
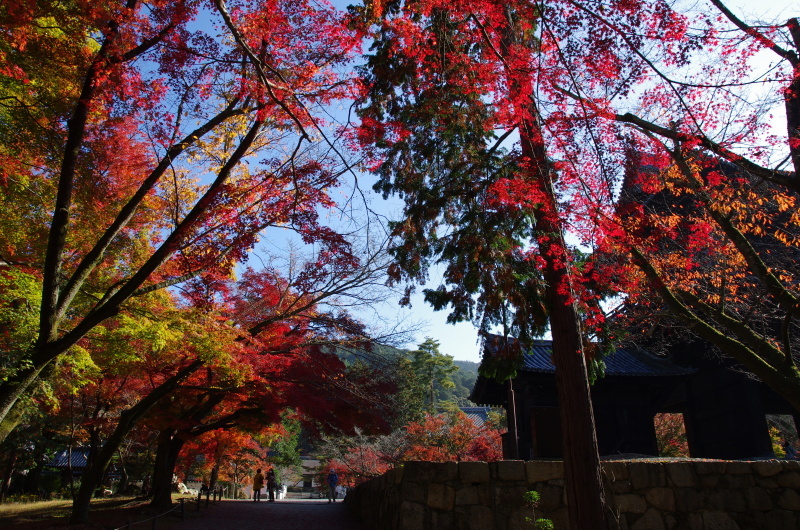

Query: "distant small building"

xmin=459 ymin=406 xmax=493 ymax=427
xmin=47 ymin=448 xmax=90 ymax=475
xmin=299 ymin=456 xmax=320 ymax=491
xmin=471 ymin=334 xmax=796 ymax=460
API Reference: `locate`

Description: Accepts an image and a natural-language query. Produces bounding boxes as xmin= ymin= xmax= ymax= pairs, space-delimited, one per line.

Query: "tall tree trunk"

xmin=151 ymin=428 xmax=186 ymax=511
xmin=70 ymin=360 xmax=202 ymax=524
xmin=519 ymin=121 xmax=610 ymax=528
xmin=494 ymin=3 xmax=609 ymax=525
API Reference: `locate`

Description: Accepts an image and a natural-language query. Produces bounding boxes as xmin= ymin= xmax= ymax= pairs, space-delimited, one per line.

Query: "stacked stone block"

xmin=345 ymin=459 xmax=800 ymax=529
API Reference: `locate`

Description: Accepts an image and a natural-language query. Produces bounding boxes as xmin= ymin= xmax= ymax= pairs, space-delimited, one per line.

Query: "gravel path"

xmin=170 ymin=498 xmax=370 ymax=530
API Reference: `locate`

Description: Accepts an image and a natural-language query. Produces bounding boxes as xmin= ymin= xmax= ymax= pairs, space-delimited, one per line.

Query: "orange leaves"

xmin=402 ymin=412 xmax=503 ymax=462
xmin=328 ymin=411 xmax=503 ymax=484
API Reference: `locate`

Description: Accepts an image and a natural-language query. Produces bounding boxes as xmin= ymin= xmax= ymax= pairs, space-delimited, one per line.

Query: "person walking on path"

xmin=267 ymin=468 xmax=277 ymax=502
xmin=326 ymin=469 xmax=339 ymax=503
xmin=252 ymin=469 xmax=264 ymax=502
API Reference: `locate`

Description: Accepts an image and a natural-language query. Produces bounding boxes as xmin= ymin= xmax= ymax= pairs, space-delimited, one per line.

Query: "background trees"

xmin=317 ymin=410 xmax=503 ymax=486
xmin=409 ymin=337 xmax=458 ymax=412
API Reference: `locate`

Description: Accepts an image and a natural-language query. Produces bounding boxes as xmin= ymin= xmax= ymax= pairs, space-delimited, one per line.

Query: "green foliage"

xmin=450 ymin=361 xmax=479 ymax=405
xmin=524 ymin=489 xmax=554 ymax=529
xmin=333 ymin=343 xmax=481 ymax=426
xmin=0 ymin=269 xmax=41 ymax=381
xmin=770 ymin=426 xmax=785 ymax=458
xmin=269 ymin=412 xmax=302 ymax=469
xmin=532 ymin=519 xmax=555 ymax=530
xmin=523 ymin=490 xmax=541 ymax=504
xmin=391 ymin=355 xmax=427 ymax=428
xmin=410 ymin=338 xmax=458 ymax=412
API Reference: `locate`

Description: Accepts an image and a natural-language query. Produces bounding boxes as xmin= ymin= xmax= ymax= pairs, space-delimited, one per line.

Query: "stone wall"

xmin=344 ymin=459 xmax=800 ymax=529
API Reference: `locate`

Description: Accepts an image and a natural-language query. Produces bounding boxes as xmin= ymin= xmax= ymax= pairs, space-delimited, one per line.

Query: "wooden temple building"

xmin=471 ymin=334 xmax=798 ymax=460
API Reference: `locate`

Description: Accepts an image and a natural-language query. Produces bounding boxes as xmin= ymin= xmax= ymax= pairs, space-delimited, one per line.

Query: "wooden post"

xmin=507 ymin=378 xmax=520 ymax=459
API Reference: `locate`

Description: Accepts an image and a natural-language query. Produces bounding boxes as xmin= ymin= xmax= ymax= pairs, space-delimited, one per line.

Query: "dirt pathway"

xmin=170 ymin=498 xmax=370 ymax=530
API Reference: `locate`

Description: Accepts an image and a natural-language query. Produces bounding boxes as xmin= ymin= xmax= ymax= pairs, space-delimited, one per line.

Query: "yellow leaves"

xmin=100 ymin=314 xmax=182 ymax=368
xmin=775 ymin=193 xmax=795 ymax=212
xmin=187 ymin=111 xmax=256 ymax=169
xmin=32 ymin=16 xmax=66 ymax=40
xmin=61 ymin=344 xmax=100 ymax=392
xmin=155 ymin=167 xmax=201 ymax=224
xmin=774 ymin=227 xmax=799 ymax=247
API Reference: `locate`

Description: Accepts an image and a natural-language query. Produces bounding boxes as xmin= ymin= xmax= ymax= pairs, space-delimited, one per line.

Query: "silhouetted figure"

xmin=327 ymin=469 xmax=339 ymax=503
xmin=267 ymin=468 xmax=277 ymax=502
xmin=252 ymin=469 xmax=264 ymax=501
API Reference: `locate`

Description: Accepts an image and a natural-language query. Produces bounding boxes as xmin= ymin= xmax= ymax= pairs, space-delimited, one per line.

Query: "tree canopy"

xmin=1 ymin=0 xmax=799 ymax=527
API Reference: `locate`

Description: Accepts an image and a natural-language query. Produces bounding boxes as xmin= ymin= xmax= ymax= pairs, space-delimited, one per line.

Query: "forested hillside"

xmin=452 ymin=361 xmax=479 ymax=406
xmin=334 ymin=343 xmax=480 ymax=409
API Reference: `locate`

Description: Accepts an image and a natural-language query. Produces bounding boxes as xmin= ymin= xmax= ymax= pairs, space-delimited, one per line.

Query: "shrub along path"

xmin=172 ymin=497 xmax=369 ymax=530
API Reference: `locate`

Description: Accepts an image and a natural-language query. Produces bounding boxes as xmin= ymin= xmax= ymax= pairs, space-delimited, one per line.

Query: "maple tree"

xmin=172 ymin=416 xmax=300 ymax=496
xmin=0 ymin=0 xmax=365 ymax=443
xmin=174 ymin=428 xmax=262 ymax=491
xmin=61 ymin=240 xmax=399 ymax=523
xmin=402 ymin=412 xmax=503 ymax=462
xmin=70 ymin=305 xmax=239 ymax=523
xmin=145 ymin=345 xmax=395 ymax=509
xmin=653 ymin=413 xmax=689 ymax=458
xmin=319 ymin=411 xmax=503 ymax=486
xmin=537 ymin=1 xmax=800 ymax=410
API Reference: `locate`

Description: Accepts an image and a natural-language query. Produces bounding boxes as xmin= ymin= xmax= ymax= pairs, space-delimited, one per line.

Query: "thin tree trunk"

xmin=506 ymin=379 xmax=519 ymax=459
xmin=0 ymin=365 xmax=49 ymax=439
xmin=210 ymin=463 xmax=220 ymax=491
xmin=0 ymin=446 xmax=18 ymax=501
xmin=116 ymin=449 xmax=129 ymax=495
